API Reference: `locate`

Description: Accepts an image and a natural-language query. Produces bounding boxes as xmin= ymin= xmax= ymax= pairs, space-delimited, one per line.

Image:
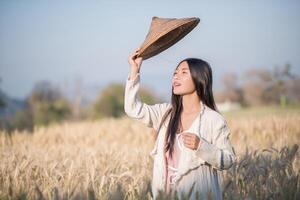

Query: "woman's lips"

xmin=173 ymin=81 xmax=181 ymax=87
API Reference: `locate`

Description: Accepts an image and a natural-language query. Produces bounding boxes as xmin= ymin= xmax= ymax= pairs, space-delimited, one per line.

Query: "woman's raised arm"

xmin=124 ymin=48 xmax=171 ymax=131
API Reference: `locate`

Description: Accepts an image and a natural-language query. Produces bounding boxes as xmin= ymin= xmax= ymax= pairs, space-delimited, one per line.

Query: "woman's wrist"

xmin=129 ymin=71 xmax=139 ymax=80
xmin=129 ymin=67 xmax=140 ymax=79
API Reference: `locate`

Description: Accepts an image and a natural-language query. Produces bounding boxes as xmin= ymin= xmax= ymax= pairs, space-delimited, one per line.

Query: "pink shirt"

xmin=165 ymin=133 xmax=184 ymax=193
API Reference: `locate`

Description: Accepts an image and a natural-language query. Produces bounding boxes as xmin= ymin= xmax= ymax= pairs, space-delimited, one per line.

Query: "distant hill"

xmin=0 ymin=89 xmax=25 ymax=119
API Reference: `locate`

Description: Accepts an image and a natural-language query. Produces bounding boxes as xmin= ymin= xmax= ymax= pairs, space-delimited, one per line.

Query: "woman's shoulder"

xmin=203 ymin=104 xmax=227 ymax=125
xmin=157 ymin=102 xmax=171 ymax=110
xmin=161 ymin=102 xmax=172 ymax=115
xmin=153 ymin=102 xmax=172 ymax=116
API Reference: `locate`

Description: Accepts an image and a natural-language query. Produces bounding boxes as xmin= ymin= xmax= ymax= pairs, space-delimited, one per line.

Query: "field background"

xmin=0 ymin=106 xmax=299 ymax=200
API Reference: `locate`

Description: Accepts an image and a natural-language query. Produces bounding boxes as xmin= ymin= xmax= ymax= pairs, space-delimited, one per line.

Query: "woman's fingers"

xmin=131 ymin=48 xmax=140 ymax=57
xmin=135 ymin=47 xmax=141 ymax=52
xmin=136 ymin=56 xmax=142 ymax=63
xmin=182 ymin=132 xmax=195 ymax=140
xmin=129 ymin=48 xmax=142 ymax=61
xmin=128 ymin=51 xmax=138 ymax=64
xmin=181 ymin=132 xmax=200 ymax=150
xmin=130 ymin=51 xmax=138 ymax=60
xmin=128 ymin=48 xmax=143 ymax=69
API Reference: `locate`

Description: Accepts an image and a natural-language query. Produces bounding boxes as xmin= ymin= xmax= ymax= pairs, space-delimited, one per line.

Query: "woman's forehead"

xmin=176 ymin=61 xmax=189 ymax=70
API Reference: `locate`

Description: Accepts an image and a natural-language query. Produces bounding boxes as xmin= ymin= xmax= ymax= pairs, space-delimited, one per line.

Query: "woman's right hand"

xmin=128 ymin=48 xmax=143 ymax=72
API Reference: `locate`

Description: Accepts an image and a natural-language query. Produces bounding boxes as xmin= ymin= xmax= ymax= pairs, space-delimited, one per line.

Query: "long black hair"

xmin=157 ymin=58 xmax=218 ymax=158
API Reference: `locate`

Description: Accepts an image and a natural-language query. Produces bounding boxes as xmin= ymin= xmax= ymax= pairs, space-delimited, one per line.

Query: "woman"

xmin=124 ymin=48 xmax=237 ymax=200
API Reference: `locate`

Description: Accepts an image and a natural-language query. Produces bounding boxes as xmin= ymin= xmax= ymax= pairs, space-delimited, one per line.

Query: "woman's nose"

xmin=173 ymin=73 xmax=180 ymax=79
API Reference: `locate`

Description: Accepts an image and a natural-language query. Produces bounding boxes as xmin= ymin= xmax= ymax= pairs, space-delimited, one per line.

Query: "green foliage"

xmin=92 ymin=84 xmax=125 ymax=119
xmin=28 ymin=81 xmax=71 ymax=126
xmin=10 ymin=105 xmax=34 ymax=131
xmin=30 ymin=99 xmax=70 ymax=126
xmin=91 ymin=83 xmax=162 ymax=119
xmin=0 ymin=81 xmax=72 ymax=132
xmin=0 ymin=98 xmax=5 ymax=108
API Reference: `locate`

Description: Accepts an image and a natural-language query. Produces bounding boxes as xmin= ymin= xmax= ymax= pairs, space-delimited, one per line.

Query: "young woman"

xmin=124 ymin=48 xmax=237 ymax=200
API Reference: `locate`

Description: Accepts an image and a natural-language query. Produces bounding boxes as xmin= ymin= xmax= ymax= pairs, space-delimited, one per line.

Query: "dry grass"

xmin=0 ymin=112 xmax=299 ymax=199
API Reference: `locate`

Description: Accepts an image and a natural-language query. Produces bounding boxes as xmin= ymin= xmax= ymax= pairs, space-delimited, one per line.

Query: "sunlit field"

xmin=0 ymin=106 xmax=299 ymax=200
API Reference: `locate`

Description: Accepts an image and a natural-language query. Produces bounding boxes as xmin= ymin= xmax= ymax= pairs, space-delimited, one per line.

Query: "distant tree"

xmin=9 ymin=103 xmax=33 ymax=131
xmin=269 ymin=63 xmax=295 ymax=106
xmin=0 ymin=99 xmax=4 ymax=109
xmin=71 ymin=78 xmax=84 ymax=120
xmin=242 ymin=63 xmax=296 ymax=106
xmin=286 ymin=77 xmax=300 ymax=102
xmin=27 ymin=80 xmax=71 ymax=126
xmin=91 ymin=82 xmax=162 ymax=119
xmin=215 ymin=72 xmax=244 ymax=104
xmin=92 ymin=83 xmax=124 ymax=118
xmin=0 ymin=78 xmax=5 ymax=109
xmin=242 ymin=68 xmax=272 ymax=106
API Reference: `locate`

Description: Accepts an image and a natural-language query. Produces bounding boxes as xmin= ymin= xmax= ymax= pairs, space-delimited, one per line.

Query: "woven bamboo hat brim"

xmin=136 ymin=16 xmax=200 ymax=60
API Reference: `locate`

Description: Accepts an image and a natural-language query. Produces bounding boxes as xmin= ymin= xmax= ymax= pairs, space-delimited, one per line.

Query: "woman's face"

xmin=172 ymin=61 xmax=196 ymax=95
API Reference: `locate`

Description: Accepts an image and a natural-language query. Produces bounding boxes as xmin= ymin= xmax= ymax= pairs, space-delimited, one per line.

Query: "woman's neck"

xmin=181 ymin=91 xmax=201 ymax=114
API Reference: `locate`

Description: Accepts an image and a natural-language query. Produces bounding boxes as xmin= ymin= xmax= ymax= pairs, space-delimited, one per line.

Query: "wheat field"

xmin=0 ymin=109 xmax=299 ymax=199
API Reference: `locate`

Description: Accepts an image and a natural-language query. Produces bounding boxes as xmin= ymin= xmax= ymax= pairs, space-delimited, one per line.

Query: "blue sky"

xmin=0 ymin=0 xmax=299 ymax=102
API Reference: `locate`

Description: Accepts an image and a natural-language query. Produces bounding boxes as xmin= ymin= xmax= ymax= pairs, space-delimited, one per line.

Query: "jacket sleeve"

xmin=124 ymin=72 xmax=171 ymax=131
xmin=195 ymin=117 xmax=237 ymax=170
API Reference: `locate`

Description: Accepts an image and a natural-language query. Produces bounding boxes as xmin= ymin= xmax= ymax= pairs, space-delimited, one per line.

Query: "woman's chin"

xmin=173 ymin=89 xmax=184 ymax=95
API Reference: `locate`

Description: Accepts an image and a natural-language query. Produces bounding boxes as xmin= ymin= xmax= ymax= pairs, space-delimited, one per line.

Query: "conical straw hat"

xmin=136 ymin=16 xmax=200 ymax=60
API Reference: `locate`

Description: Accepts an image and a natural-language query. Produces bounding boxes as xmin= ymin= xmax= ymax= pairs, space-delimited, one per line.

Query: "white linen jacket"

xmin=124 ymin=73 xmax=237 ymax=199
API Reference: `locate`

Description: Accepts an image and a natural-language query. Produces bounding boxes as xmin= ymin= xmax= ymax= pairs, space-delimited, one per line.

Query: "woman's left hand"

xmin=181 ymin=132 xmax=200 ymax=150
